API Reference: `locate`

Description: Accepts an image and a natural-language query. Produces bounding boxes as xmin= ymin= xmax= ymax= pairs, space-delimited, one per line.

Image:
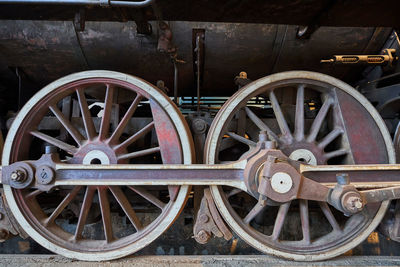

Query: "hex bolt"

xmin=239 ymin=71 xmax=247 ymax=79
xmin=259 ymin=131 xmax=268 ymax=142
xmin=10 ymin=170 xmax=26 ymax=183
xmin=259 ymin=131 xmax=276 ymax=149
xmin=196 ymin=230 xmax=211 ymax=244
xmin=259 ymin=195 xmax=268 ymax=206
xmin=343 ymin=195 xmax=363 ymax=213
xmin=199 ymin=214 xmax=209 ymax=224
xmin=336 ymin=173 xmax=350 ymax=185
xmin=265 ymin=140 xmax=276 ymax=149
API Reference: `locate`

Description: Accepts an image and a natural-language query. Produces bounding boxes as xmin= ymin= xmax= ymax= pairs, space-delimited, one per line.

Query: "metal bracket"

xmin=193 ymin=29 xmax=205 ymax=113
xmin=193 ymin=188 xmax=232 ymax=244
xmin=0 ymin=189 xmax=27 ymax=241
xmin=321 ymin=49 xmax=398 ymax=67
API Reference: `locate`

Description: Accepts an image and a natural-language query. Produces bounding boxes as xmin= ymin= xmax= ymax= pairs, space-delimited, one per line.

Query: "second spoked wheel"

xmin=3 ymin=71 xmax=194 ymax=260
xmin=205 ymin=71 xmax=395 ymax=260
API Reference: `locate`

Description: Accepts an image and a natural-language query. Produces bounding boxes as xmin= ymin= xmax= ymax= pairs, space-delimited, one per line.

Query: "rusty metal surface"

xmin=0 ymin=21 xmax=391 ymax=97
xmin=0 ymin=190 xmax=20 ymax=241
xmin=1 ymin=61 xmax=400 ymax=261
xmin=7 ymin=145 xmax=400 ymax=193
xmin=300 ymin=164 xmax=400 ymax=185
xmin=0 ymin=0 xmax=399 ymax=28
xmin=1 ymin=70 xmax=195 ymax=261
xmin=204 ymin=70 xmax=395 ymax=261
xmin=193 ymin=188 xmax=232 ymax=244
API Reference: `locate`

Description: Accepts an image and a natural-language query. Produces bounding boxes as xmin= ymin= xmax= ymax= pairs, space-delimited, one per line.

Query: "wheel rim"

xmin=205 ymin=71 xmax=394 ymax=260
xmin=3 ymin=70 xmax=194 ymax=260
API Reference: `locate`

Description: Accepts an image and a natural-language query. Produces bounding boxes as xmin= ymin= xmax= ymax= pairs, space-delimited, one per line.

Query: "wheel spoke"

xmin=49 ymin=104 xmax=84 ymax=146
xmin=99 ymin=84 xmax=115 ymax=140
xmin=74 ymin=186 xmax=96 ymax=240
xmin=243 ymin=202 xmax=266 ymax=225
xmin=319 ymin=202 xmax=341 ymax=232
xmin=271 ymin=202 xmax=290 ymax=241
xmin=128 ymin=186 xmax=166 ymax=210
xmin=114 ymin=122 xmax=155 ymax=152
xmin=294 ymin=85 xmax=305 ymax=141
xmin=25 ymin=189 xmax=43 ymax=200
xmin=299 ymin=200 xmax=310 ymax=244
xmin=324 ymin=148 xmax=348 ymax=160
xmin=30 ymin=131 xmax=78 ymax=154
xmin=109 ymin=186 xmax=143 ymax=231
xmin=45 ymin=186 xmax=82 ymax=226
xmin=226 ymin=132 xmax=256 ymax=147
xmin=318 ymin=128 xmax=344 ymax=149
xmin=237 ymin=108 xmax=247 ymax=136
xmin=76 ymin=88 xmax=96 ymax=140
xmin=108 ymin=94 xmax=143 ymax=145
xmin=219 ymin=137 xmax=238 ymax=151
xmin=226 ymin=188 xmax=242 ymax=198
xmin=269 ymin=91 xmax=292 ymax=141
xmin=307 ymin=98 xmax=333 ymax=142
xmin=117 ymin=147 xmax=160 ymax=161
xmin=245 ymin=107 xmax=279 ymax=142
xmin=98 ymin=187 xmax=113 ymax=242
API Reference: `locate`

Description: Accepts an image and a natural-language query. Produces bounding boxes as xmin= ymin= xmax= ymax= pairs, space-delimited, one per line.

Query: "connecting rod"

xmin=3 ymin=140 xmax=400 ymax=216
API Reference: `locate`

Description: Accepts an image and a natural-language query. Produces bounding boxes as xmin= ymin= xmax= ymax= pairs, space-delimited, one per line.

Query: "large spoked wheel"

xmin=205 ymin=71 xmax=395 ymax=261
xmin=3 ymin=71 xmax=194 ymax=261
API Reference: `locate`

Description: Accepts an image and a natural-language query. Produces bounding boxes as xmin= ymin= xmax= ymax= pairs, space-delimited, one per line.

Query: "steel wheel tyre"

xmin=3 ymin=70 xmax=194 ymax=261
xmin=205 ymin=71 xmax=395 ymax=261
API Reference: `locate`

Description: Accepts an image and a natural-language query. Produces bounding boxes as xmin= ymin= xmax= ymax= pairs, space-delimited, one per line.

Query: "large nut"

xmin=10 ymin=169 xmax=26 ymax=183
xmin=341 ymin=191 xmax=364 ymax=214
xmin=196 ymin=230 xmax=211 ymax=244
xmin=6 ymin=161 xmax=34 ymax=189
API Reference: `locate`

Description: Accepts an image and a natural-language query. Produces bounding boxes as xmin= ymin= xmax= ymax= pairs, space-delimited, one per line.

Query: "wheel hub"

xmin=70 ymin=141 xmax=119 ymax=164
xmin=281 ymin=141 xmax=325 ymax=165
xmin=289 ymin=148 xmax=317 ymax=165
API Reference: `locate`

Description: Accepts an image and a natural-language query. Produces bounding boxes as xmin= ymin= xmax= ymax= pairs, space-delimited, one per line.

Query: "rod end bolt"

xmin=342 ymin=191 xmax=364 ymax=214
xmin=10 ymin=170 xmax=26 ymax=183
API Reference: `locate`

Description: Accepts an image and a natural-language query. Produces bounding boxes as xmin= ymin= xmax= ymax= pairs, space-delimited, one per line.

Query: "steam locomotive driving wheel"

xmin=2 ymin=71 xmax=194 ymax=260
xmin=205 ymin=71 xmax=395 ymax=261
